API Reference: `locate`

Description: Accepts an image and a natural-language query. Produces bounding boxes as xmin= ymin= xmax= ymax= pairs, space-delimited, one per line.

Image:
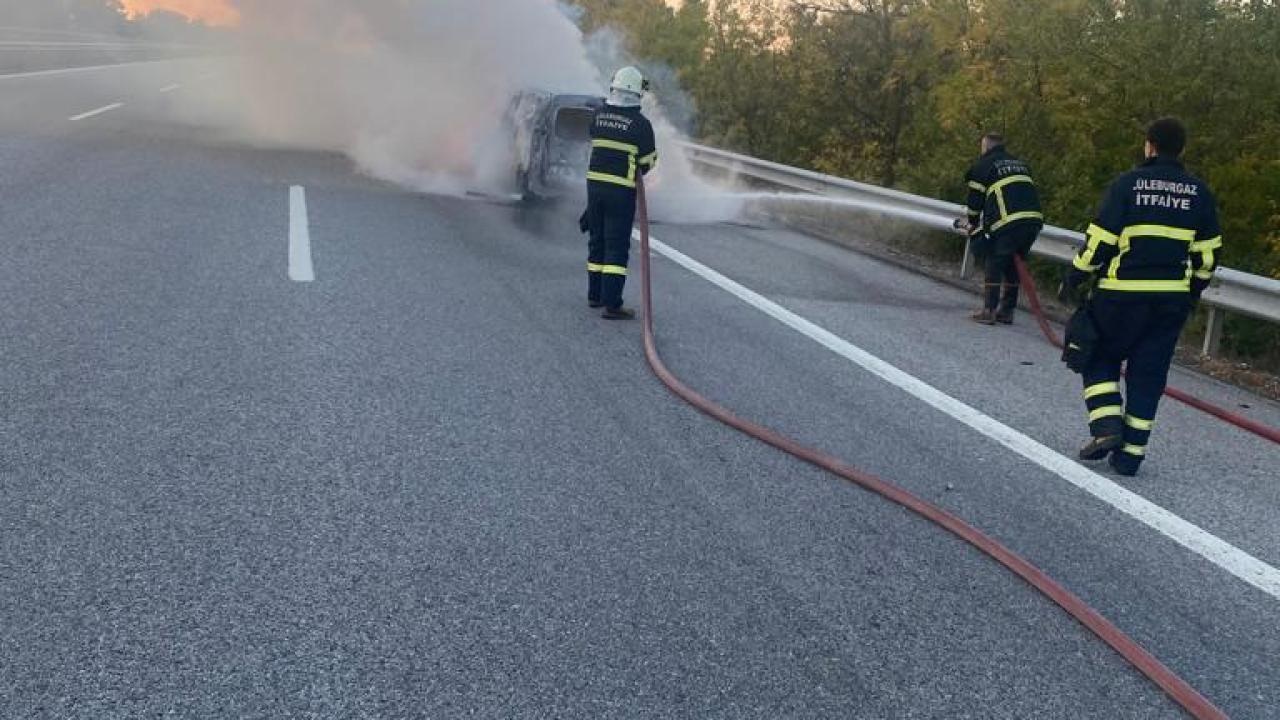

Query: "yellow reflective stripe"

xmin=1190 ymin=235 xmax=1223 ymax=252
xmin=986 ymin=174 xmax=1034 ymax=196
xmin=587 ymin=263 xmax=604 ymax=273
xmin=1089 ymin=406 xmax=1124 ymax=422
xmin=1076 ymin=225 xmax=1113 ymax=272
xmin=587 ymin=171 xmax=636 ymax=188
xmin=600 ymin=264 xmax=628 ymax=276
xmin=990 ymin=211 xmax=1044 ymax=232
xmin=591 ymin=139 xmax=639 ymax=154
xmin=1106 ymin=228 xmax=1130 ymax=280
xmin=968 ymin=181 xmax=986 ymax=193
xmin=1119 ymin=224 xmax=1197 ymax=243
xmin=1194 ymin=268 xmax=1215 ymax=281
xmin=1125 ymin=415 xmax=1154 ymax=431
xmin=1097 ymin=278 xmax=1190 ymax=292
xmin=1087 ymin=224 xmax=1119 ymax=246
xmin=638 ymin=152 xmax=657 ymax=167
xmin=1084 ymin=382 xmax=1121 ymax=400
xmin=1121 ymin=444 xmax=1147 ymax=457
xmin=1073 ymin=254 xmax=1100 ymax=272
xmin=591 ymin=139 xmax=640 ymax=184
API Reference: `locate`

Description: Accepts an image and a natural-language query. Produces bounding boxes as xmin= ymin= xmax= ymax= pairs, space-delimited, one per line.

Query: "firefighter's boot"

xmin=1078 ymin=435 xmax=1122 ymax=461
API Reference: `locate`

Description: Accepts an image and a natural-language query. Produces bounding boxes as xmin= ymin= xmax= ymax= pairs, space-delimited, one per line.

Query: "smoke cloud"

xmin=166 ymin=0 xmax=738 ymax=220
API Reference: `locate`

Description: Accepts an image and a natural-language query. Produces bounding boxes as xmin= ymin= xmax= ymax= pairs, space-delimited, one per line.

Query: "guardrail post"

xmin=1202 ymin=306 xmax=1224 ymax=357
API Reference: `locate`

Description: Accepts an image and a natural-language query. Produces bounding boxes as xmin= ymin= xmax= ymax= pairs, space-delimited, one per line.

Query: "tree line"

xmin=572 ymin=0 xmax=1280 ymax=357
xmin=0 ymin=0 xmax=221 ymax=41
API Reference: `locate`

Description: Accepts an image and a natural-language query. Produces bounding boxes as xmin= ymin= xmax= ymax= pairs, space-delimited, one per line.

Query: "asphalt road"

xmin=1 ymin=59 xmax=1278 ymax=719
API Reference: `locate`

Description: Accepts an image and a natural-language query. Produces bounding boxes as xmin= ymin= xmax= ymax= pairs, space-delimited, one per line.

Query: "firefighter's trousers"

xmin=1081 ymin=294 xmax=1192 ymax=470
xmin=586 ymin=184 xmax=638 ymax=310
xmin=980 ymin=224 xmax=1040 ymax=314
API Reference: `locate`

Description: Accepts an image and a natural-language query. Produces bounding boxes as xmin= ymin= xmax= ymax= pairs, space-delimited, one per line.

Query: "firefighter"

xmin=1064 ymin=117 xmax=1222 ymax=476
xmin=584 ymin=66 xmax=658 ymax=320
xmin=961 ymin=133 xmax=1045 ymax=324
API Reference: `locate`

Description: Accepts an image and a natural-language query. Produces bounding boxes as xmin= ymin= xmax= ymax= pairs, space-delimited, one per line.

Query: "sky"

xmin=120 ymin=0 xmax=241 ymax=26
xmin=119 ymin=0 xmax=687 ymax=27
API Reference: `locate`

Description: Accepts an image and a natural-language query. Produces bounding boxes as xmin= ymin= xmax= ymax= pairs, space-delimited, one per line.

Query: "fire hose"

xmin=634 ymin=180 xmax=1227 ymax=719
xmin=1012 ymin=256 xmax=1280 ymax=446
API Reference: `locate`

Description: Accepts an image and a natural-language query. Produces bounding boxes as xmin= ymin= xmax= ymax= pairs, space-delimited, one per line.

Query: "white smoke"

xmin=172 ymin=0 xmax=740 ymax=219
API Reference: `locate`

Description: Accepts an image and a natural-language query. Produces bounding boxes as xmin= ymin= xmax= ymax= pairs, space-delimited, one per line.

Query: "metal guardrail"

xmin=680 ymin=142 xmax=1280 ymax=356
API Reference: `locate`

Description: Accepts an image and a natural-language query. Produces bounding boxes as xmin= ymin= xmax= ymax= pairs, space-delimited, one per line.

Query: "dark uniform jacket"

xmin=587 ymin=104 xmax=657 ymax=191
xmin=1070 ymin=155 xmax=1222 ymax=297
xmin=965 ymin=145 xmax=1044 ymax=240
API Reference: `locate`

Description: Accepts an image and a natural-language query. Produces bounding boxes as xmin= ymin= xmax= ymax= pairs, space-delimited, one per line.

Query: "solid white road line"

xmin=68 ymin=102 xmax=123 ymax=122
xmin=646 ymin=232 xmax=1280 ymax=601
xmin=159 ymin=83 xmax=182 ymax=94
xmin=0 ymin=59 xmax=178 ymax=81
xmin=288 ymin=186 xmax=315 ymax=283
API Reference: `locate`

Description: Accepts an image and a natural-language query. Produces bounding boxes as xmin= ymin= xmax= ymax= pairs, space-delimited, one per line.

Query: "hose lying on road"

xmin=635 ymin=180 xmax=1227 ymax=720
xmin=1012 ymin=257 xmax=1280 ymax=446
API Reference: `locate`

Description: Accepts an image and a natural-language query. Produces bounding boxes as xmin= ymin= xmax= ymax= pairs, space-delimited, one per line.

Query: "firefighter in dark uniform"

xmin=1064 ymin=117 xmax=1222 ymax=476
xmin=961 ymin=133 xmax=1045 ymax=324
xmin=584 ymin=66 xmax=657 ymax=320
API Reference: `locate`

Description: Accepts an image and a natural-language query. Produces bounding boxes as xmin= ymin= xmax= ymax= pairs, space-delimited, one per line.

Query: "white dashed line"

xmin=646 ymin=231 xmax=1280 ymax=601
xmin=0 ymin=59 xmax=175 ymax=81
xmin=68 ymin=102 xmax=123 ymax=121
xmin=288 ymin=186 xmax=315 ymax=283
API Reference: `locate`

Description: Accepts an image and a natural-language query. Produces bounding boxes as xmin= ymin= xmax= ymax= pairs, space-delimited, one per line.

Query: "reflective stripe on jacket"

xmin=1073 ymin=155 xmax=1222 ymax=294
xmin=588 ymin=105 xmax=657 ymax=190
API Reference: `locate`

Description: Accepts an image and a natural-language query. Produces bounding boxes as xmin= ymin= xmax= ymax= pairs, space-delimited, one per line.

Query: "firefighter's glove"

xmin=1061 ymin=307 xmax=1099 ymax=375
xmin=1191 ymin=277 xmax=1211 ymax=303
xmin=952 ymin=217 xmax=971 ymax=235
xmin=578 ymin=208 xmax=590 ymax=234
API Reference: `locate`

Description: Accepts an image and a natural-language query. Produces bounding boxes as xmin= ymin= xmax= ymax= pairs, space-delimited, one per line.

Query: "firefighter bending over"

xmin=961 ymin=133 xmax=1044 ymax=324
xmin=1064 ymin=117 xmax=1222 ymax=477
xmin=584 ymin=66 xmax=657 ymax=320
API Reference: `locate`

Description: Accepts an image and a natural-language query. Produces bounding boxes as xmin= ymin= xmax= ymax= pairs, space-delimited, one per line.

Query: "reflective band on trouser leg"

xmin=1089 ymin=406 xmax=1124 ymax=422
xmin=1084 ymin=382 xmax=1121 ymax=400
xmin=1121 ymin=443 xmax=1147 ymax=457
xmin=600 ymin=265 xmax=628 ymax=276
xmin=1084 ymin=379 xmax=1125 ymax=436
xmin=1123 ymin=415 xmax=1154 ymax=457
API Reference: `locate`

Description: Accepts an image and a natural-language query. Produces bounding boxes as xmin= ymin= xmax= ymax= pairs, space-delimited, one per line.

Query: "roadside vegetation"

xmin=572 ymin=0 xmax=1280 ymax=367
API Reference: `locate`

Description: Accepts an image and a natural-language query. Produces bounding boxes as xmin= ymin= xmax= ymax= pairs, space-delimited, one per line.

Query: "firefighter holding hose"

xmin=1063 ymin=117 xmax=1223 ymax=476
xmin=959 ymin=133 xmax=1045 ymax=324
xmin=582 ymin=66 xmax=658 ymax=320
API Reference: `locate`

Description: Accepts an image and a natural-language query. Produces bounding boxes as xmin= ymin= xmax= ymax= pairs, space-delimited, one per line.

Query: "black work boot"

xmin=588 ymin=299 xmax=605 ymax=309
xmin=1078 ymin=435 xmax=1122 ymax=461
xmin=970 ymin=308 xmax=997 ymax=325
xmin=602 ymin=306 xmax=636 ymax=320
xmin=995 ymin=309 xmax=1015 ymax=325
xmin=1108 ymin=451 xmax=1142 ymax=477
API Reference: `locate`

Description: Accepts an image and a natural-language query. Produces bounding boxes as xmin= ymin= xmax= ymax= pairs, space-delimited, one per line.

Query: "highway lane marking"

xmin=0 ymin=58 xmax=178 ymax=81
xmin=68 ymin=102 xmax=123 ymax=121
xmin=159 ymin=83 xmax=182 ymax=94
xmin=289 ymin=186 xmax=315 ymax=283
xmin=646 ymin=232 xmax=1280 ymax=601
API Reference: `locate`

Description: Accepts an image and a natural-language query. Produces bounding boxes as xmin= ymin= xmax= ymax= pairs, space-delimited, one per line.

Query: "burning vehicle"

xmin=506 ymin=91 xmax=603 ymax=200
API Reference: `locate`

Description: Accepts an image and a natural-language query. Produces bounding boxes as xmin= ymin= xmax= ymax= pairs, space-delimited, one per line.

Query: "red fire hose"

xmin=634 ymin=181 xmax=1227 ymax=719
xmin=1012 ymin=257 xmax=1280 ymax=446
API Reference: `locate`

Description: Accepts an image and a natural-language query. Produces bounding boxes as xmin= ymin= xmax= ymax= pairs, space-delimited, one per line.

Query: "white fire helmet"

xmin=610 ymin=66 xmax=650 ymax=95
